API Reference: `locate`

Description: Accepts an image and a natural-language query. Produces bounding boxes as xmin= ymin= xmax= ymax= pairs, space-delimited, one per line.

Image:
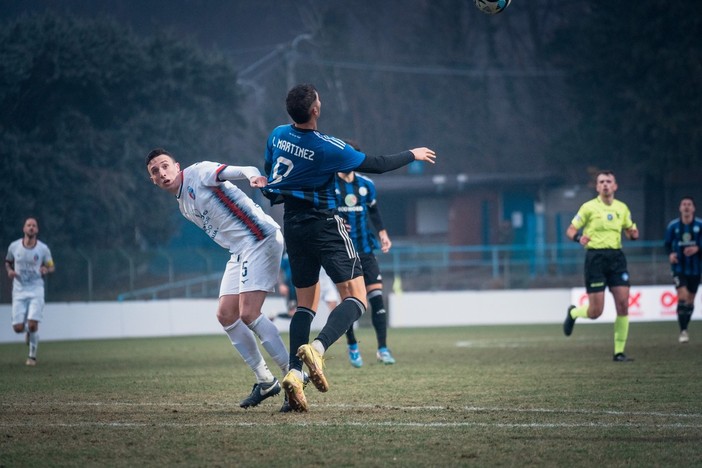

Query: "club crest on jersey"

xmin=359 ymin=187 xmax=368 ymax=197
xmin=344 ymin=194 xmax=358 ymax=207
xmin=607 ymin=214 xmax=613 ymax=221
xmin=188 ymin=186 xmax=196 ymax=200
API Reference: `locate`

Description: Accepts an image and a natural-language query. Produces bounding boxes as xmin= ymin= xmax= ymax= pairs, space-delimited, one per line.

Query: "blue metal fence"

xmin=112 ymin=240 xmax=669 ymax=301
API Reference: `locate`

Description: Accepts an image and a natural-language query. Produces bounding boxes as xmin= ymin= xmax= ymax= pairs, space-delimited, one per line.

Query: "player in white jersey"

xmin=146 ymin=148 xmax=291 ymax=409
xmin=5 ymin=217 xmax=55 ymax=366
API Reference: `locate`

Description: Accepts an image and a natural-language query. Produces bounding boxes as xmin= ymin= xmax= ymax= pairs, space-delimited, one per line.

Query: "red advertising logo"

xmin=660 ymin=291 xmax=677 ymax=316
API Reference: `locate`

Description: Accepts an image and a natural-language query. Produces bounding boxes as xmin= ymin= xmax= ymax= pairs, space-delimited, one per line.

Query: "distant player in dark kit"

xmin=263 ymin=83 xmax=436 ymax=412
xmin=335 ymin=151 xmax=396 ymax=367
xmin=563 ymin=170 xmax=639 ymax=362
xmin=664 ymin=196 xmax=702 ymax=343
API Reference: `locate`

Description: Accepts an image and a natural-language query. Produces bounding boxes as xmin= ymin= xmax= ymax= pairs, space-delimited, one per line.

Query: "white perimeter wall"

xmin=0 ymin=285 xmax=696 ymax=343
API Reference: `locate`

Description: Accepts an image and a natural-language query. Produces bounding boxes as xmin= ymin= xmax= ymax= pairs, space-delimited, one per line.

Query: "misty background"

xmin=1 ymin=0 xmax=700 ymax=300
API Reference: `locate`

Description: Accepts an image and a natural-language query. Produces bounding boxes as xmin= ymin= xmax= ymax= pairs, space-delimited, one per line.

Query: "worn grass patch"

xmin=1 ymin=322 xmax=701 ymax=466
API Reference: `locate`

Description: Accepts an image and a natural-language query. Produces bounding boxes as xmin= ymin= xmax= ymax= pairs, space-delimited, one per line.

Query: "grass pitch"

xmin=1 ymin=321 xmax=701 ymax=467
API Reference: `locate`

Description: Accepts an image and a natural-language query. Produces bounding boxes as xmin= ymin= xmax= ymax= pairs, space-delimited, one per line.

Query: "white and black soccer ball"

xmin=474 ymin=0 xmax=511 ymax=15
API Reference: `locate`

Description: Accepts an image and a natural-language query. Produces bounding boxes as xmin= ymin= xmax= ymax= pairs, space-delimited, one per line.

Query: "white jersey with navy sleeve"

xmin=177 ymin=161 xmax=280 ymax=254
xmin=5 ymin=239 xmax=53 ymax=298
xmin=262 ymin=125 xmax=366 ymax=208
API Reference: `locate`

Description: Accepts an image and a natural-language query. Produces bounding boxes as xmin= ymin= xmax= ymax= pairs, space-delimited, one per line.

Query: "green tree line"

xmin=0 ymin=14 xmax=247 ymax=250
xmin=1 ymin=2 xmax=700 ymax=257
xmin=546 ymin=2 xmax=702 ymax=233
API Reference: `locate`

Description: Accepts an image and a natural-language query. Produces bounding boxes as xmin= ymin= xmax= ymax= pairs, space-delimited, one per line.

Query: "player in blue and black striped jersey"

xmin=664 ymin=196 xmax=702 ymax=343
xmin=335 ymin=145 xmax=396 ymax=367
xmin=262 ymin=83 xmax=436 ymax=412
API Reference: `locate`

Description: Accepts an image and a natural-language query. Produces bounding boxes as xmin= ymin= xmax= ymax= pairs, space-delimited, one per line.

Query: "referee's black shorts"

xmin=283 ymin=208 xmax=363 ymax=289
xmin=584 ymin=248 xmax=630 ymax=293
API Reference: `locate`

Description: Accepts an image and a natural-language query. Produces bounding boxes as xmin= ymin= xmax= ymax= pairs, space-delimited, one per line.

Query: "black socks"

xmin=289 ymin=307 xmax=315 ymax=371
xmin=368 ymin=290 xmax=388 ymax=349
xmin=316 ymin=298 xmax=365 ymax=351
xmin=677 ymin=302 xmax=694 ymax=331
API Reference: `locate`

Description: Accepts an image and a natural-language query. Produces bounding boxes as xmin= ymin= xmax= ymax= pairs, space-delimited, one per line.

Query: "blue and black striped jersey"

xmin=335 ymin=173 xmax=381 ymax=254
xmin=664 ymin=217 xmax=702 ymax=276
xmin=262 ymin=125 xmax=366 ymax=208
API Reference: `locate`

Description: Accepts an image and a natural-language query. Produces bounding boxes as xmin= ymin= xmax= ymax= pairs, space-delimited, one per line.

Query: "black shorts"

xmin=283 ymin=208 xmax=362 ymax=288
xmin=673 ymin=273 xmax=701 ymax=294
xmin=584 ymin=249 xmax=630 ymax=293
xmin=359 ymin=253 xmax=382 ymax=286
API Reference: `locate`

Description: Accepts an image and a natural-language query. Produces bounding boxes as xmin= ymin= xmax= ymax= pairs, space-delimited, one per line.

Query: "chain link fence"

xmin=0 ymin=241 xmax=670 ymax=303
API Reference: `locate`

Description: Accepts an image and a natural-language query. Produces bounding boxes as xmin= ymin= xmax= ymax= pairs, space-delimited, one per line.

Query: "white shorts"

xmin=219 ymin=230 xmax=284 ymax=297
xmin=319 ymin=267 xmax=341 ymax=304
xmin=11 ymin=295 xmax=45 ymax=325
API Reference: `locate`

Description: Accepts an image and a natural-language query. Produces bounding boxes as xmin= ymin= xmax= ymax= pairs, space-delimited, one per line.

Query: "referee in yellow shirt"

xmin=564 ymin=170 xmax=639 ymax=362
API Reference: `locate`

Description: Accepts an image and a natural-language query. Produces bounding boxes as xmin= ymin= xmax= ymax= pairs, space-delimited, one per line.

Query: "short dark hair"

xmin=681 ymin=196 xmax=695 ymax=206
xmin=145 ymin=148 xmax=173 ymax=166
xmin=595 ymin=170 xmax=617 ymax=183
xmin=286 ymin=84 xmax=317 ymax=124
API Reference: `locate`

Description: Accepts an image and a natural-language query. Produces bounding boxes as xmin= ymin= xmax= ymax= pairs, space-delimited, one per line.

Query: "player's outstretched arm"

xmin=355 ymin=148 xmax=437 ymax=174
xmin=410 ymin=147 xmax=436 ymax=164
xmin=218 ymin=165 xmax=262 ymax=182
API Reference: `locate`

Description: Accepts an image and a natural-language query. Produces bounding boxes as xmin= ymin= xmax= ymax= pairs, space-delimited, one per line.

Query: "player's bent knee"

xmin=238 ymin=310 xmax=260 ymax=325
xmin=216 ymin=311 xmax=239 ymax=327
xmin=588 ymin=309 xmax=604 ymax=319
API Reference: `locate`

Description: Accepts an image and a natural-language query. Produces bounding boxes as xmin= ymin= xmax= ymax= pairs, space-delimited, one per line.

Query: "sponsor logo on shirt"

xmin=344 ymin=194 xmax=358 ymax=207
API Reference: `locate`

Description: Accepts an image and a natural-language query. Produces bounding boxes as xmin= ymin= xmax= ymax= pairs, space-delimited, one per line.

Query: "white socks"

xmin=247 ymin=314 xmax=289 ymax=374
xmin=224 ymin=319 xmax=274 ymax=384
xmin=311 ymin=339 xmax=325 ymax=356
xmin=28 ymin=331 xmax=38 ymax=359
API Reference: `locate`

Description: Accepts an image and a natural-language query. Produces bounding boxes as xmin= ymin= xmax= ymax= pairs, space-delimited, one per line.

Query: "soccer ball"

xmin=474 ymin=0 xmax=511 ymax=15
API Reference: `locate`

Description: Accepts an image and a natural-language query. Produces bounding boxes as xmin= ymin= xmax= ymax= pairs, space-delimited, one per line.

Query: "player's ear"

xmin=311 ymin=102 xmax=320 ymax=118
